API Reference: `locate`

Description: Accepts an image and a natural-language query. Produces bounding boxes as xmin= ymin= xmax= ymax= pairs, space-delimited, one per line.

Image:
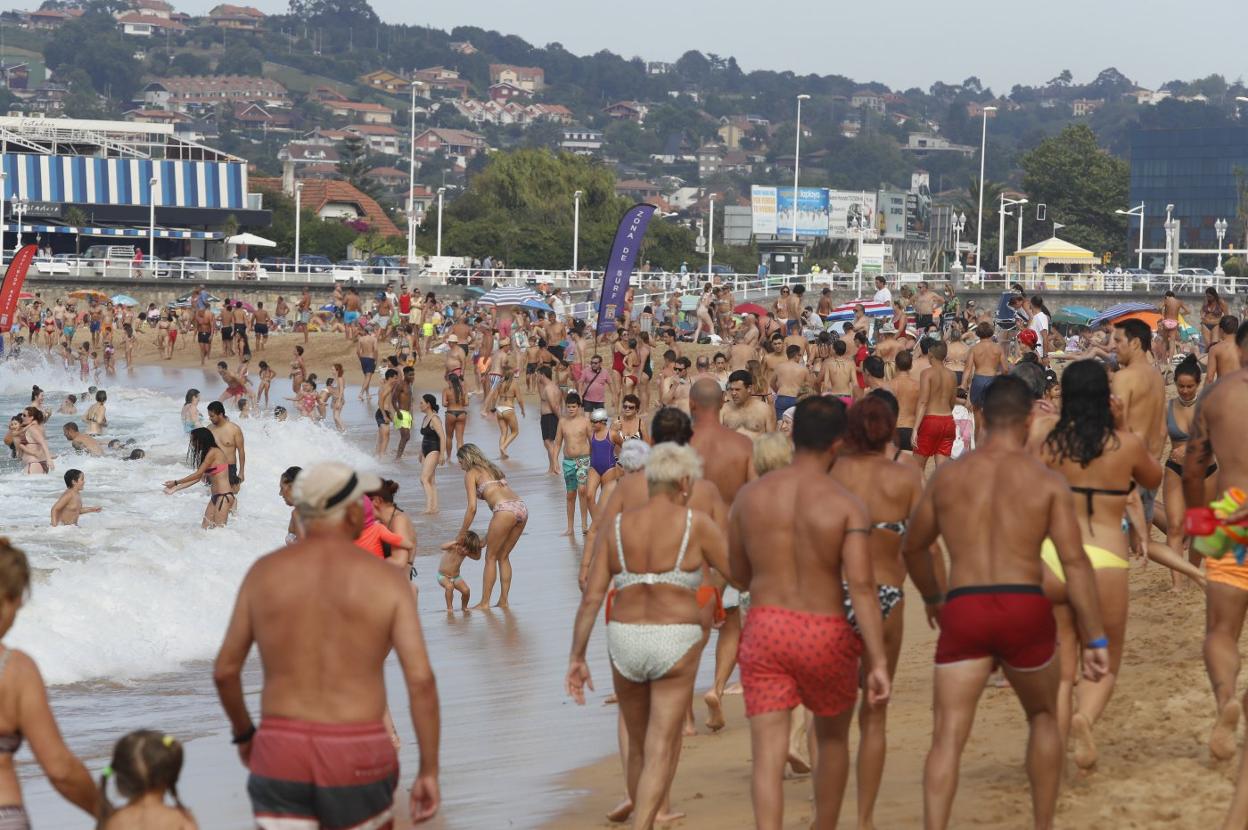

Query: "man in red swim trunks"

xmin=730 ymin=396 xmax=891 ymax=829
xmin=214 ymin=462 xmax=441 ymax=828
xmin=901 ymin=375 xmax=1109 ymax=830
xmin=913 ymin=339 xmax=957 ymax=472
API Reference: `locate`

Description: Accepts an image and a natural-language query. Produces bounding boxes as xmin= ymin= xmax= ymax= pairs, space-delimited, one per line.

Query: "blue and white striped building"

xmin=0 ymin=116 xmax=269 ymax=255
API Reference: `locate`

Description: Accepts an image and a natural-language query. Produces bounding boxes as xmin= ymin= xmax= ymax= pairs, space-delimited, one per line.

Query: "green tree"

xmin=955 ymin=177 xmax=1004 ymax=267
xmin=170 ymin=51 xmax=212 ymax=76
xmin=216 ymin=45 xmax=264 ymax=76
xmin=1019 ymin=124 xmax=1129 ymax=261
xmin=338 ymin=133 xmax=375 ymax=194
xmin=42 ymin=11 xmax=141 ymax=101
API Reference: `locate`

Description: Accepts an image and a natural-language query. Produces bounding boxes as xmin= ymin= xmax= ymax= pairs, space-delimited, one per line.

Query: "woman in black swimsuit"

xmin=1163 ymin=355 xmax=1216 ymax=588
xmin=441 ymin=373 xmax=468 ymax=465
xmin=0 ymin=539 xmax=97 ymax=824
xmin=829 ymin=395 xmax=926 ymax=829
xmin=163 ymin=427 xmax=234 ymax=528
xmin=418 ymin=394 xmax=447 ymax=514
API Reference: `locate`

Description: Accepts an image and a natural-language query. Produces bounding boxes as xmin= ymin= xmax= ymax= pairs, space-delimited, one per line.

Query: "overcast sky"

xmin=224 ymin=0 xmax=1248 ymax=93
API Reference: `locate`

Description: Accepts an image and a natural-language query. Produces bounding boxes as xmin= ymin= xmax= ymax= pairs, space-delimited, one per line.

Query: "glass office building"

xmin=1128 ymin=126 xmax=1248 ymax=265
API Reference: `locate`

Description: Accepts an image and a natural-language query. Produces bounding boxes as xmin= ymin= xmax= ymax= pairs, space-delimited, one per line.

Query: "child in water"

xmin=98 ymin=730 xmax=197 ymax=829
xmin=50 ymin=469 xmax=102 ymax=526
xmin=437 ymin=531 xmax=482 ymax=611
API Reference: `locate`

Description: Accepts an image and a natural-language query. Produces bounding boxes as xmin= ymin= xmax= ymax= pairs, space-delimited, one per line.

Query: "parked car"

xmin=298 ymin=254 xmax=332 ymax=273
xmin=337 ymin=259 xmax=367 ymax=269
xmin=367 ymin=255 xmax=402 ymax=275
xmin=259 ymin=256 xmax=293 ymax=272
xmin=168 ymin=256 xmax=209 ymax=279
xmin=1178 ymin=267 xmax=1214 ymax=278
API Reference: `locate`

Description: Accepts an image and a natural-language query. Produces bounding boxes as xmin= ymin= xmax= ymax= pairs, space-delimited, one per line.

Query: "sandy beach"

xmin=548 ymin=559 xmax=1236 ymax=829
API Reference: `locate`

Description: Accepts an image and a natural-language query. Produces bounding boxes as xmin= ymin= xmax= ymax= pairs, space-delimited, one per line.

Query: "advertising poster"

xmin=908 ymin=172 xmax=931 ymax=236
xmin=775 ymin=187 xmax=830 ymax=237
xmin=876 ymin=190 xmax=907 ymax=239
xmin=828 ymin=190 xmax=878 ymax=239
xmin=750 ymin=185 xmax=777 ymax=235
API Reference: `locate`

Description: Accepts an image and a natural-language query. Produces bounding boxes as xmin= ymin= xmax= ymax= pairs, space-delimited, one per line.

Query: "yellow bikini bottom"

xmin=1040 ymin=538 xmax=1129 ymax=584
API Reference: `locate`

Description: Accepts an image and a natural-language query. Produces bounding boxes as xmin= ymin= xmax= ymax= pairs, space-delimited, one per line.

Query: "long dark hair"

xmin=446 ymin=372 xmax=464 ymax=404
xmin=1043 ymin=360 xmax=1118 ymax=467
xmin=187 ymin=427 xmax=219 ymax=468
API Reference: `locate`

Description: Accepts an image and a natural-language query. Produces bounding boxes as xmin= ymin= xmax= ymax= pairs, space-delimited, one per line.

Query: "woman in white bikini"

xmin=494 ymin=369 xmax=524 ymax=459
xmin=566 ymin=443 xmax=733 ymax=830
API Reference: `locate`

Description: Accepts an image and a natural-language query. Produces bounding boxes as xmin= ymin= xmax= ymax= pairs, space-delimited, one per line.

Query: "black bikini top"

xmin=1069 ymin=481 xmax=1136 ymax=535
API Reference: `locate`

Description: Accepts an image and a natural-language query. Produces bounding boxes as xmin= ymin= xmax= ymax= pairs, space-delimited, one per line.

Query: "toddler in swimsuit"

xmin=437 ymin=531 xmax=482 ymax=611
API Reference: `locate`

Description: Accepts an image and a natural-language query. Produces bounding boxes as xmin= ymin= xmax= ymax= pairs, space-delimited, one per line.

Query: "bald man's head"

xmin=690 ymin=378 xmax=724 ymax=415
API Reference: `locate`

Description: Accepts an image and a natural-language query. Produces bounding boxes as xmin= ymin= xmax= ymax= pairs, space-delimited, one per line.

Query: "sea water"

xmin=0 ymin=351 xmax=681 ymax=828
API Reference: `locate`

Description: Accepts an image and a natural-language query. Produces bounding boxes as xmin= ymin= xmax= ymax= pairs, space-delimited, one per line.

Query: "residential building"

xmin=310 ymin=86 xmax=349 ymax=104
xmin=324 ymin=100 xmax=395 ymax=125
xmin=116 ymin=12 xmax=187 ymax=37
xmin=560 ymin=127 xmax=603 ymax=155
xmin=646 ymin=61 xmax=674 ymax=76
xmin=141 ymin=75 xmax=289 ymax=113
xmin=0 ymin=63 xmax=29 ymax=91
xmin=410 ymin=67 xmax=471 ymax=98
xmin=603 ymin=100 xmax=647 ymax=123
xmin=488 ymin=63 xmax=545 ymax=92
xmin=966 ymin=101 xmax=998 ymax=118
xmin=615 ymin=179 xmax=662 ymax=202
xmin=365 ymin=166 xmax=409 ymax=188
xmin=345 ymin=124 xmax=400 ymax=155
xmin=1125 ymin=88 xmax=1172 ymax=106
xmin=132 ymin=0 xmax=172 ymax=17
xmin=851 ymin=90 xmax=886 ymax=114
xmin=231 ymin=102 xmax=292 ymax=130
xmin=358 ymin=69 xmax=409 ymax=95
xmin=409 ymin=184 xmax=435 ymax=213
xmin=258 ymin=177 xmax=400 ymax=235
xmin=718 ymin=117 xmax=748 ymax=150
xmin=411 ymin=127 xmax=486 ymax=158
xmin=449 ymin=41 xmax=477 ymax=55
xmin=26 ymin=8 xmax=82 ymax=29
xmin=720 ymin=149 xmax=753 ymax=175
xmin=1071 ymin=98 xmax=1104 ymax=117
xmin=206 ymin=4 xmax=265 ymax=29
xmin=902 ymin=132 xmax=975 ymax=157
xmin=697 ymin=143 xmax=724 ymax=178
xmin=278 ymin=141 xmax=340 ymax=167
xmin=529 ymin=103 xmax=573 ymax=123
xmin=488 ymin=82 xmax=530 ymax=103
xmin=1128 ymin=125 xmax=1248 ymax=257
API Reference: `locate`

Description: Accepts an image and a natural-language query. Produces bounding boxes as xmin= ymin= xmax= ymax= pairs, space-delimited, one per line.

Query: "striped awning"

xmin=6 ymin=224 xmax=221 ymax=239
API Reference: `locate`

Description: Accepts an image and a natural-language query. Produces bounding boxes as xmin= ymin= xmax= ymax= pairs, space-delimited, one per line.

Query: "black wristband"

xmin=231 ymin=725 xmax=257 ymax=745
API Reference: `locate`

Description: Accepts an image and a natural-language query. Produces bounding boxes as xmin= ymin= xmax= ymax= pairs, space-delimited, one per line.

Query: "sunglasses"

xmin=622 ymin=403 xmax=636 ymax=410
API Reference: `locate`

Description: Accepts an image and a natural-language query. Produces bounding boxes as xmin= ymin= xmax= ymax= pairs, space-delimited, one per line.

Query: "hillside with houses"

xmin=2 ymin=0 xmax=1245 ymax=250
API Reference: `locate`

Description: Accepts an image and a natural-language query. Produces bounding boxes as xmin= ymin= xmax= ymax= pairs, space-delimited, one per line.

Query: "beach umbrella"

xmin=68 ymin=289 xmax=108 ymax=302
xmin=734 ymin=302 xmax=768 ymax=316
xmin=822 ymin=299 xmax=891 ymax=323
xmin=1053 ymin=305 xmax=1100 ymax=326
xmin=477 ymin=286 xmax=542 ymax=306
xmin=1088 ymin=301 xmax=1156 ymax=328
xmin=17 ymin=291 xmax=34 ymax=301
xmin=110 ymin=294 xmax=138 ymax=307
xmin=521 ymin=297 xmax=553 ymax=313
xmin=223 ymin=232 xmax=276 ymax=247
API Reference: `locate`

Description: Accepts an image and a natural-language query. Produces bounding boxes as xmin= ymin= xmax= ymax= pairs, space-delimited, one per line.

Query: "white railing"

xmin=22 ymin=256 xmax=405 ymax=286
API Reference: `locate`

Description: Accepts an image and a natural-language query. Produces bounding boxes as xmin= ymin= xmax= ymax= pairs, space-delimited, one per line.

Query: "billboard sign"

xmin=908 ymin=172 xmax=931 ymax=237
xmin=750 ymin=185 xmax=777 ymax=235
xmin=828 ymin=190 xmax=877 ymax=239
xmin=876 ymin=190 xmax=907 ymax=239
xmin=859 ymin=242 xmax=886 ymax=275
xmin=776 ymin=186 xmax=830 ymax=237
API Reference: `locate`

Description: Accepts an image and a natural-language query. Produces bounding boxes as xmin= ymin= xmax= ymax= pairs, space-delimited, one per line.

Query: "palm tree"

xmin=65 ymin=207 xmax=87 ymax=255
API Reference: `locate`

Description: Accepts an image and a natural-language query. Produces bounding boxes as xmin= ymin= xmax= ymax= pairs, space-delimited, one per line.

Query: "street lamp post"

xmin=0 ymin=171 xmax=7 ymax=263
xmin=998 ymin=194 xmax=1027 ymax=271
xmin=1115 ymin=202 xmax=1146 ymax=270
xmin=1215 ymin=217 xmax=1228 ymax=276
xmin=974 ymin=106 xmax=997 ymax=274
xmin=435 ymin=186 xmax=446 ymax=259
xmin=950 ymin=211 xmax=966 ymax=290
xmin=1163 ymin=202 xmax=1176 ymax=276
xmin=406 ymin=81 xmax=418 ymax=270
xmin=148 ymin=176 xmax=158 ymax=266
xmin=707 ymin=196 xmax=715 ymax=276
xmin=792 ymin=93 xmax=810 ymax=275
xmin=293 ymin=182 xmax=303 ymax=275
xmin=572 ymin=189 xmax=582 ymax=274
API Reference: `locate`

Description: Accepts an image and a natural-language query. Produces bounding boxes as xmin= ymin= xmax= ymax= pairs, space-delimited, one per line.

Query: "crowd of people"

xmin=8 ymin=271 xmax=1248 ymax=829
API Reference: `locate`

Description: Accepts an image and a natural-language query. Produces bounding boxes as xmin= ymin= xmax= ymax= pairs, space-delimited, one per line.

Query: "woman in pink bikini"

xmin=456 ymin=444 xmax=528 ymax=609
xmin=163 ymin=427 xmax=234 ymax=528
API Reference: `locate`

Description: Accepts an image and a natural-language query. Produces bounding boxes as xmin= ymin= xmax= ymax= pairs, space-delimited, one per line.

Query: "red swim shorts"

xmin=738 ymin=605 xmax=862 ymax=718
xmin=248 ymin=717 xmax=399 ymax=830
xmin=916 ymin=413 xmax=955 ymax=457
xmin=935 ymin=585 xmax=1055 ymax=670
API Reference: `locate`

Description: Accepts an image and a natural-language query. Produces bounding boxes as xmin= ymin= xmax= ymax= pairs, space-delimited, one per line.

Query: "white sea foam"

xmin=0 ymin=357 xmax=376 ymax=685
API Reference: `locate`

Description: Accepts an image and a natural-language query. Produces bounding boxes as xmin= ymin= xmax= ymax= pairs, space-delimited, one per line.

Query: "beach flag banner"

xmin=596 ymin=203 xmax=656 ymax=335
xmin=0 ymin=244 xmax=37 ymax=332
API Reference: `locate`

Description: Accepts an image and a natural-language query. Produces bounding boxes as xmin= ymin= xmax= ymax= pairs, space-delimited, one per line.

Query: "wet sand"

xmin=549 ymin=558 xmax=1238 ymax=829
